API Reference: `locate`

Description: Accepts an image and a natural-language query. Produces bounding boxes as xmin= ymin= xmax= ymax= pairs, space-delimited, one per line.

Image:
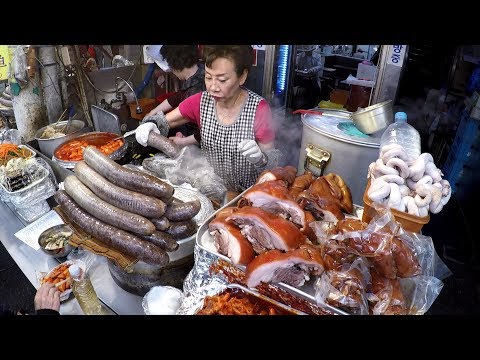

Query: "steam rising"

xmin=272 ymin=110 xmax=303 ymax=169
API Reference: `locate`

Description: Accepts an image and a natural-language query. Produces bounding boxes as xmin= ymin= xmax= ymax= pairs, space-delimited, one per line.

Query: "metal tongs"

xmin=112 ymin=129 xmax=137 ymax=142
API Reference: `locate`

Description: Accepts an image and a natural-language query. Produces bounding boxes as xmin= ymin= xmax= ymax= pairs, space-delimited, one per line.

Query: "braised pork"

xmin=226 ymin=206 xmax=306 ymax=254
xmin=209 ymin=216 xmax=255 ymax=266
xmin=237 ymin=180 xmax=306 ymax=229
xmin=255 ymin=166 xmax=298 ymax=186
xmin=245 ymin=244 xmax=325 ymax=288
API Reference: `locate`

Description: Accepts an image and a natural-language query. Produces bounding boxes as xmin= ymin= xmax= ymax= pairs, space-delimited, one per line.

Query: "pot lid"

xmin=301 ymin=111 xmax=381 ymax=148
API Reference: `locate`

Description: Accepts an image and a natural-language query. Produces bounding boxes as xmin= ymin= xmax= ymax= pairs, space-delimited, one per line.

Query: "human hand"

xmin=34 ymin=283 xmax=60 ymax=312
xmin=238 ymin=139 xmax=264 ymax=165
xmin=135 ymin=122 xmax=160 ymax=146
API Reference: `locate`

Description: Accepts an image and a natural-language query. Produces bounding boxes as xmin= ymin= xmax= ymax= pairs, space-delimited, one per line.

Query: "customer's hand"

xmin=135 ymin=122 xmax=160 ymax=146
xmin=238 ymin=139 xmax=263 ymax=165
xmin=34 ymin=283 xmax=60 ymax=312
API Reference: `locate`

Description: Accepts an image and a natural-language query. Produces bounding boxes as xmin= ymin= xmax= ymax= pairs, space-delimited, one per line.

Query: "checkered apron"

xmin=200 ymin=89 xmax=262 ymax=192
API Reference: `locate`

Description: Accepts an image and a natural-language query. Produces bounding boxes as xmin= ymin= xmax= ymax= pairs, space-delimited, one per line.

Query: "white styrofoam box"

xmin=356 ymin=63 xmax=377 ymax=81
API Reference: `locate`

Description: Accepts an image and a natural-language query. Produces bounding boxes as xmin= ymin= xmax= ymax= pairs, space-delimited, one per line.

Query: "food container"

xmin=196 ymin=190 xmax=348 ymax=315
xmin=52 ymin=131 xmax=127 ymax=169
xmin=0 ymin=144 xmax=36 ymax=166
xmin=362 ymin=178 xmax=430 ymax=233
xmin=0 ymin=158 xmax=56 ymax=207
xmin=39 ymin=260 xmax=79 ymax=302
xmin=350 ymin=100 xmax=393 ymax=134
xmin=38 ymin=224 xmax=75 ymax=258
xmin=193 ymin=284 xmax=306 ymax=315
xmin=35 ymin=120 xmax=89 ymax=158
xmin=297 ymin=110 xmax=381 ymax=205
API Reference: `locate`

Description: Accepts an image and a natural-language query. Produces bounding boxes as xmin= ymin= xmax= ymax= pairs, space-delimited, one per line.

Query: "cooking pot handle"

xmin=304 ymin=144 xmax=331 ymax=177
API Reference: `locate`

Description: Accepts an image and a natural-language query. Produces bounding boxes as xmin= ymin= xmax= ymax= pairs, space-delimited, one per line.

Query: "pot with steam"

xmin=35 ymin=120 xmax=89 ymax=158
xmin=297 ymin=109 xmax=381 ymax=205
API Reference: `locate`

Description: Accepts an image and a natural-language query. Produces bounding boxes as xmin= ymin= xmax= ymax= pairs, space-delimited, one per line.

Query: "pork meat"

xmin=245 ymin=244 xmax=325 ymax=288
xmin=226 ymin=206 xmax=306 ymax=254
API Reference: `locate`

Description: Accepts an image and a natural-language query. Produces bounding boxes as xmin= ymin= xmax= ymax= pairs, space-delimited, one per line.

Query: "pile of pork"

xmin=208 ymin=166 xmax=447 ymax=315
xmin=55 ymin=146 xmax=201 ymax=266
xmin=367 ymin=144 xmax=451 ymax=216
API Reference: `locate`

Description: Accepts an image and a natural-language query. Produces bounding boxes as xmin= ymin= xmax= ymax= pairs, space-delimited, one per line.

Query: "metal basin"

xmin=35 ymin=120 xmax=88 ymax=158
xmin=350 ymin=100 xmax=393 ymax=134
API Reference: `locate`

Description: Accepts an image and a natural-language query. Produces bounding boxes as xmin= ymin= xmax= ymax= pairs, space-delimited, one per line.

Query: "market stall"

xmin=0 ymin=44 xmax=454 ymax=315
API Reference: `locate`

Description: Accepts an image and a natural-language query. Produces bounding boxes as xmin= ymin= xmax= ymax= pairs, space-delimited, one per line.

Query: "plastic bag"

xmin=12 ymin=45 xmax=29 ymax=88
xmin=398 ymin=275 xmax=444 ymax=315
xmin=0 ymin=129 xmax=21 ymax=145
xmin=164 ymin=146 xmax=227 ymax=203
xmin=315 ymin=257 xmax=371 ymax=315
xmin=367 ymin=269 xmax=407 ymax=315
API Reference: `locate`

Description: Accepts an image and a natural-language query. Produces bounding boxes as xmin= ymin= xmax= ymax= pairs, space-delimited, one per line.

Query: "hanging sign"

xmin=0 ymin=45 xmax=10 ymax=81
xmin=387 ymin=45 xmax=406 ymax=67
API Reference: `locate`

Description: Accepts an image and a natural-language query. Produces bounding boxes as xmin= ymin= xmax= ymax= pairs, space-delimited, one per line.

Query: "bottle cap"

xmin=395 ymin=111 xmax=407 ymax=122
xmin=68 ymin=264 xmax=81 ymax=278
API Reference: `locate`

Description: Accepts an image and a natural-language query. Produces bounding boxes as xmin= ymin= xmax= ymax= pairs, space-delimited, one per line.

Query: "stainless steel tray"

xmin=196 ymin=190 xmax=361 ymax=316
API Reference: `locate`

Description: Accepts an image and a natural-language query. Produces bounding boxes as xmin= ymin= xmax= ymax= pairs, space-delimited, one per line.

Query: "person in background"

xmin=136 ymin=45 xmax=282 ymax=193
xmin=0 ymin=282 xmax=60 ymax=316
xmin=145 ymin=45 xmax=206 ymax=139
xmin=294 ymin=45 xmax=323 ymax=109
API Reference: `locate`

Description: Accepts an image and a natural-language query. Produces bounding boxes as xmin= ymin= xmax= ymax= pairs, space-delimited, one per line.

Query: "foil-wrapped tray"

xmin=195 ymin=190 xmax=353 ymax=315
xmin=192 ymin=283 xmax=307 ymax=315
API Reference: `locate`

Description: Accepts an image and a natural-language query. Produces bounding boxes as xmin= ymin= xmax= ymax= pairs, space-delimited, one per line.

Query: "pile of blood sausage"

xmin=54 ymin=146 xmax=201 ymax=266
xmin=208 ymin=166 xmax=433 ymax=315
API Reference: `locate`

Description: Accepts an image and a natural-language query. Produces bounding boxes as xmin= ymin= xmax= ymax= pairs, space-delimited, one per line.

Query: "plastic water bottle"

xmin=379 ymin=111 xmax=421 ymax=161
xmin=69 ymin=264 xmax=103 ymax=315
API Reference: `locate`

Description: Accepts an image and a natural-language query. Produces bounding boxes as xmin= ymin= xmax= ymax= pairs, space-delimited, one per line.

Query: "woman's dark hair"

xmin=160 ymin=45 xmax=200 ymax=71
xmin=202 ymin=45 xmax=254 ymax=76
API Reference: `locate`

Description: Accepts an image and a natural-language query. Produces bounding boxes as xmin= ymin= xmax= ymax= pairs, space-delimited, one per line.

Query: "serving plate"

xmin=196 ymin=190 xmax=354 ymax=315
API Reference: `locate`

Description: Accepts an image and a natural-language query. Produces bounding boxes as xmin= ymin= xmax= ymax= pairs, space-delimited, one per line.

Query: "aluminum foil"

xmin=177 ymin=245 xmax=228 ymax=315
xmin=0 ymin=157 xmax=57 ymax=206
xmin=15 ymin=199 xmax=51 ymax=222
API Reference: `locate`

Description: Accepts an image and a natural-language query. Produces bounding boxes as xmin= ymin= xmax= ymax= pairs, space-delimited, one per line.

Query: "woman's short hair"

xmin=202 ymin=45 xmax=254 ymax=76
xmin=160 ymin=45 xmax=199 ymax=71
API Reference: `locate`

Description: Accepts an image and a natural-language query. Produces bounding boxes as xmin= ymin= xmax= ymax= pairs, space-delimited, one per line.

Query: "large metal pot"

xmin=297 ymin=110 xmax=381 ymax=205
xmin=34 ymin=120 xmax=88 ymax=158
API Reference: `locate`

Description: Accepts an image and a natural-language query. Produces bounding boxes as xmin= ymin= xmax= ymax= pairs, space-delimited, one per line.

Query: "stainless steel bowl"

xmin=350 ymin=100 xmax=393 ymax=134
xmin=52 ymin=131 xmax=127 ymax=169
xmin=38 ymin=224 xmax=75 ymax=258
xmin=35 ymin=120 xmax=88 ymax=158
